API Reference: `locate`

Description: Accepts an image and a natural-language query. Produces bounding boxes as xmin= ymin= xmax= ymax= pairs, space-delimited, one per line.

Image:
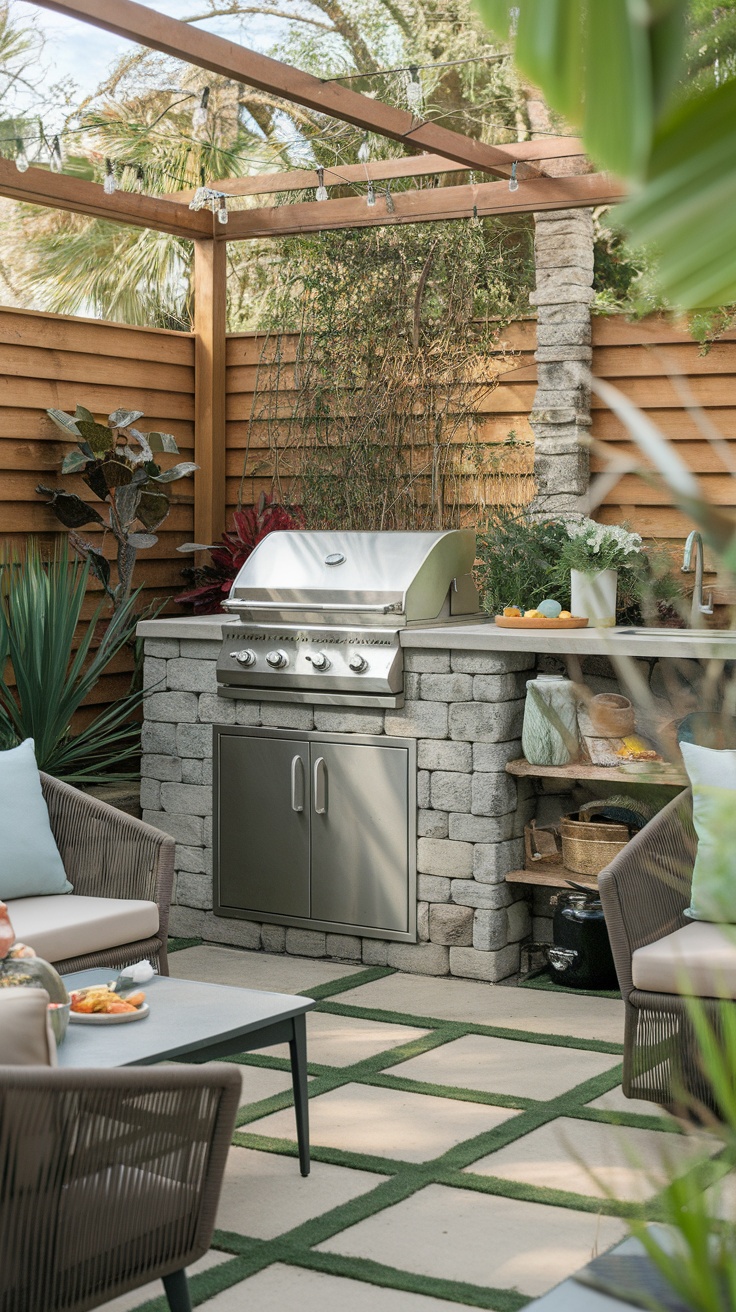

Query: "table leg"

xmin=289 ymin=1013 xmax=310 ymax=1177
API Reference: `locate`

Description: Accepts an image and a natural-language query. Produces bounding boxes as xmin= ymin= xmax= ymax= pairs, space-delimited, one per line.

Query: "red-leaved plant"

xmin=177 ymin=494 xmax=304 ymax=615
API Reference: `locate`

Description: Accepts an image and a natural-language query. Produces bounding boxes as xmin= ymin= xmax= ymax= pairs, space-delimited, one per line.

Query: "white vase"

xmin=521 ymin=674 xmax=580 ymax=766
xmin=570 ymin=568 xmax=618 ymax=627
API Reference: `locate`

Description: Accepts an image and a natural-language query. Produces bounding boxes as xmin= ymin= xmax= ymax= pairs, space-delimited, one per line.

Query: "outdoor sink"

xmin=618 ymin=627 xmax=736 ymax=640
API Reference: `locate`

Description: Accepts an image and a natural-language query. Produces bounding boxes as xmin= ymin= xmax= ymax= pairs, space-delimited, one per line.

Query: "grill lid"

xmin=224 ymin=529 xmax=478 ymax=624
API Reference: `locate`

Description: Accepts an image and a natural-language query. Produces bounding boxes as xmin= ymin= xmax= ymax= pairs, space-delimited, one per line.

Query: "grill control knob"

xmin=266 ymin=649 xmax=288 ymax=669
xmin=348 ymin=653 xmax=369 ymax=673
xmin=309 ymin=651 xmax=331 ymax=671
xmin=230 ymin=648 xmax=256 ymax=667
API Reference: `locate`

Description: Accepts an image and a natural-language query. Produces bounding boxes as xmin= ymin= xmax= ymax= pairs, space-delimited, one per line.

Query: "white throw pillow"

xmin=0 ymin=740 xmax=71 ymax=900
xmin=680 ymin=740 xmax=736 ymax=923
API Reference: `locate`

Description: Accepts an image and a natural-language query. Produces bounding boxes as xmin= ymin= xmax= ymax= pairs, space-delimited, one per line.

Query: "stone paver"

xmin=247 ymin=1083 xmax=519 ymax=1162
xmin=98 ymin=1252 xmax=229 ymax=1311
xmin=217 ymin=1147 xmax=384 ymax=1238
xmin=394 ymin=1033 xmax=621 ymax=1099
xmin=202 ymin=1265 xmax=468 ymax=1310
xmin=467 ymin=1116 xmax=717 ymax=1202
xmin=341 ymin=972 xmax=625 ymax=1043
xmin=254 ymin=1010 xmax=429 ymax=1068
xmin=169 ymin=944 xmax=363 ymax=993
xmin=226 ymin=1062 xmax=311 ymax=1106
xmin=317 ymin=1183 xmax=628 ymax=1297
xmin=585 ymin=1084 xmax=669 ymax=1117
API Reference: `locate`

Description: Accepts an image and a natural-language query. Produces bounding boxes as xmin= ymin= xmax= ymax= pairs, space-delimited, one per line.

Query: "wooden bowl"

xmin=494 ymin=615 xmax=589 ymax=629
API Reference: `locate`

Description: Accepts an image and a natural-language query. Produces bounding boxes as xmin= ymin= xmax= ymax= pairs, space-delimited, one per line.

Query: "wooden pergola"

xmin=5 ymin=0 xmax=625 ymax=544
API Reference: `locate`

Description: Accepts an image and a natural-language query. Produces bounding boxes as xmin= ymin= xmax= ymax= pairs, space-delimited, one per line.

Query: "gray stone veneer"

xmin=141 ymin=638 xmax=536 ymax=981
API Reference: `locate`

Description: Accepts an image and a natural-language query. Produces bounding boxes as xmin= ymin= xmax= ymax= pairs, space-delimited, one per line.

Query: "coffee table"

xmin=59 ymin=969 xmax=315 ymax=1176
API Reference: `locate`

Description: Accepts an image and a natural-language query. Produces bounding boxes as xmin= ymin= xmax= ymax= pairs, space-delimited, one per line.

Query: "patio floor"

xmin=100 ymin=944 xmax=724 ymax=1312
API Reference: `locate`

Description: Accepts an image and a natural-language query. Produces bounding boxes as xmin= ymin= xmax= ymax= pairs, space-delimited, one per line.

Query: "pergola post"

xmin=193 ymin=239 xmax=227 ymax=547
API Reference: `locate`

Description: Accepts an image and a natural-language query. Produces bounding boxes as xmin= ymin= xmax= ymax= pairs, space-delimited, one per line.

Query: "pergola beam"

xmin=166 ymin=138 xmax=585 ymax=204
xmin=223 ymin=171 xmax=625 ymax=240
xmin=32 ymin=0 xmax=549 ymax=179
xmin=0 ymin=155 xmax=212 ymax=236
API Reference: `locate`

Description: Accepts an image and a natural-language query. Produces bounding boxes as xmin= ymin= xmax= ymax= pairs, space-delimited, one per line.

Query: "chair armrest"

xmin=0 ymin=1064 xmax=241 ymax=1303
xmin=598 ymin=789 xmax=695 ymax=1000
xmin=41 ymin=774 xmax=175 ymax=944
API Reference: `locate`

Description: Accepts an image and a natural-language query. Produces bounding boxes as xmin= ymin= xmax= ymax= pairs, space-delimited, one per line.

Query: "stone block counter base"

xmin=139 ymin=626 xmax=535 ymax=983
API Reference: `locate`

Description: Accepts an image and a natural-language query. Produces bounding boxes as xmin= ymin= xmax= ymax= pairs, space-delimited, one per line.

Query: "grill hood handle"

xmin=222 ymin=599 xmax=401 ymax=614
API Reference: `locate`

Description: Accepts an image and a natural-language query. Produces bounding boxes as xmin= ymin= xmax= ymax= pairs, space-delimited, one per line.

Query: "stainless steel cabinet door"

xmin=217 ymin=734 xmax=310 ymax=917
xmin=310 ymin=741 xmax=409 ymax=932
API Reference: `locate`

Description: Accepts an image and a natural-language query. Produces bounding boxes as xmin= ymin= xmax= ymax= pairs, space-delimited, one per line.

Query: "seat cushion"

xmin=632 ymin=921 xmax=736 ymax=998
xmin=0 ymin=986 xmax=56 ymax=1065
xmin=0 ymin=740 xmax=71 ymax=900
xmin=6 ymin=895 xmax=159 ymax=964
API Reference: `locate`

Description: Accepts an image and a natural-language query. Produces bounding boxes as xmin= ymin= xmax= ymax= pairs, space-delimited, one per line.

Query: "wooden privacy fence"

xmin=2 ymin=304 xmax=736 ymax=712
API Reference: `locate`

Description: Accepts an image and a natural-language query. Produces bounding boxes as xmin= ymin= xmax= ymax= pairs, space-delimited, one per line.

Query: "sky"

xmin=6 ymin=0 xmax=283 ymax=128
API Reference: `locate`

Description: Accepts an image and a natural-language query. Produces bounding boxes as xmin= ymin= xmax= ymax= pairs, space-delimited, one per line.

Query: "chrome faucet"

xmin=682 ymin=530 xmax=714 ymax=626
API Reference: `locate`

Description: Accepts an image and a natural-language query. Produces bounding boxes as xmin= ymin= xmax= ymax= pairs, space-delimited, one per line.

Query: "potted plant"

xmin=558 ymin=518 xmax=643 ymax=627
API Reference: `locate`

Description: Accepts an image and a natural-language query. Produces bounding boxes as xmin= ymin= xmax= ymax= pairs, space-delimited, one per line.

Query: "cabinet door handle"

xmin=313 ymin=756 xmax=327 ymax=814
xmin=291 ymin=755 xmax=305 ymax=812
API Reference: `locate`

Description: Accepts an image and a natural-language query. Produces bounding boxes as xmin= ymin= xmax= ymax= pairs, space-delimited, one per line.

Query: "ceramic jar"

xmin=522 ymin=673 xmax=580 ymax=766
xmin=571 ymin=568 xmax=618 ymax=627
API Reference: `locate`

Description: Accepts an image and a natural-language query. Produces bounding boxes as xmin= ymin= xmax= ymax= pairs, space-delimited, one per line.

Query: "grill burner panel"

xmin=216 ymin=530 xmax=479 ymax=706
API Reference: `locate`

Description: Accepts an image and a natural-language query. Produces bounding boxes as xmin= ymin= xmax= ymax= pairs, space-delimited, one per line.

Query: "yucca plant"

xmin=0 ymin=544 xmax=146 ymax=784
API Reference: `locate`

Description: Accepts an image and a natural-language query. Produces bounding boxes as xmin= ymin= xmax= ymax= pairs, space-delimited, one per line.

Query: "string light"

xmin=366 ymin=179 xmax=376 ymax=207
xmin=217 ymin=197 xmax=228 ymax=224
xmin=406 ymin=66 xmax=423 ymax=114
xmin=135 ymin=164 xmax=145 ymax=191
xmin=103 ymin=158 xmax=116 ymax=194
xmin=470 ymin=204 xmax=482 ymax=229
xmin=192 ymin=86 xmax=210 ymax=131
xmin=384 ymin=182 xmax=395 ymax=213
xmin=14 ymin=138 xmax=28 ymax=173
xmin=315 ymin=165 xmax=328 ymax=201
xmin=357 ymin=135 xmax=370 ymax=163
xmin=49 ymin=135 xmax=63 ymax=173
xmin=508 ymin=161 xmax=518 ymax=192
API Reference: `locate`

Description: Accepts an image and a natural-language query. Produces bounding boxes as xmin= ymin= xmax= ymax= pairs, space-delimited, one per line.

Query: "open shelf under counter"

xmin=506 ymin=863 xmax=598 ymax=891
xmin=505 ymin=757 xmax=687 ymax=787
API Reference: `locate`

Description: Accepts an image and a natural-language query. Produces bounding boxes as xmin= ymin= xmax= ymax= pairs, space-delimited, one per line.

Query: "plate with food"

xmin=495 ymin=600 xmax=589 ymax=629
xmin=69 ymin=985 xmax=149 ymax=1024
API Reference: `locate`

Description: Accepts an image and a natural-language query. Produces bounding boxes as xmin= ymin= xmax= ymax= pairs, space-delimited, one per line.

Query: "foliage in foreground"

xmin=0 ymin=545 xmax=145 ymax=784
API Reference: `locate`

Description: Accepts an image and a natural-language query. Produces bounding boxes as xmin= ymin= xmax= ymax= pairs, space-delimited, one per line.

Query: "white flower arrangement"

xmin=560 ymin=517 xmax=642 ymax=573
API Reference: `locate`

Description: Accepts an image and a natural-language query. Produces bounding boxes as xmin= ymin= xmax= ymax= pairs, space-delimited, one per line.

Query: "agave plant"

xmin=0 ymin=544 xmax=146 ymax=784
xmin=36 ymin=404 xmax=197 ymax=610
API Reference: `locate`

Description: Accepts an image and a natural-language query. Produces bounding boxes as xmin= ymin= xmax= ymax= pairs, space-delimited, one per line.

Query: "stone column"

xmin=529 ymin=207 xmax=594 ymax=515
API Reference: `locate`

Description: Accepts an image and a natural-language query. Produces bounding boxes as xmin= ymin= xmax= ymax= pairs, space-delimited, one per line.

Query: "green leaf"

xmin=77 ymin=419 xmax=114 ymax=456
xmin=101 ymin=458 xmax=134 ymax=488
xmin=83 ymin=461 xmax=111 ymax=502
xmin=137 ymin=489 xmax=169 ymax=531
xmin=46 ymin=408 xmax=81 ymax=438
xmin=114 ymin=483 xmax=142 ymax=528
xmin=61 ymin=448 xmax=92 ymax=474
xmin=74 ymin=404 xmax=96 ymax=425
xmin=127 ymin=532 xmax=158 ymax=549
xmin=35 ymin=485 xmax=105 ymax=529
xmin=148 ymin=431 xmax=179 ymax=455
xmin=149 ymin=461 xmax=198 ymax=483
xmin=127 ymin=426 xmax=153 ymax=462
xmin=618 ymin=77 xmax=736 ymax=307
xmin=108 ymin=408 xmax=144 ymax=429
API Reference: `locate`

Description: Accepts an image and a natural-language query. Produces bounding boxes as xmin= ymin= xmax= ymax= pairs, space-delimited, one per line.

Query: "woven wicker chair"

xmin=38 ymin=772 xmax=175 ymax=976
xmin=598 ymin=788 xmax=732 ymax=1111
xmin=0 ymin=1063 xmax=240 ymax=1312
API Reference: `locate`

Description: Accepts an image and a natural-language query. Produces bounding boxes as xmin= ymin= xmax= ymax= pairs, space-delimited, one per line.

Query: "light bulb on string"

xmin=135 ymin=165 xmax=145 ymax=192
xmin=103 ymin=159 xmax=116 ymax=195
xmin=357 ymin=135 xmax=370 ymax=163
xmin=366 ymin=179 xmax=376 ymax=207
xmin=192 ymin=86 xmax=210 ymax=131
xmin=14 ymin=138 xmax=28 ymax=173
xmin=50 ymin=135 xmax=63 ymax=173
xmin=384 ymin=182 xmax=395 ymax=214
xmin=406 ymin=66 xmax=423 ymax=114
xmin=315 ymin=166 xmax=328 ymax=202
xmin=470 ymin=204 xmax=482 ymax=230
xmin=217 ymin=197 xmax=228 ymax=224
xmin=508 ymin=161 xmax=519 ymax=192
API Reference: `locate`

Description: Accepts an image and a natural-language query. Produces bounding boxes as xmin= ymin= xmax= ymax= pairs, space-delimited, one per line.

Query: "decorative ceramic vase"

xmin=522 ymin=673 xmax=580 ymax=766
xmin=570 ymin=568 xmax=618 ymax=627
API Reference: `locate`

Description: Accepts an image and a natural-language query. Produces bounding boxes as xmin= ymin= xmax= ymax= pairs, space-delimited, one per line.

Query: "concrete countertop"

xmin=137 ymin=613 xmax=736 ymax=660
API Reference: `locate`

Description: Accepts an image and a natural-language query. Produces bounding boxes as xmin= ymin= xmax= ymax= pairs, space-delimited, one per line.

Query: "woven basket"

xmin=560 ymin=800 xmax=630 ymax=876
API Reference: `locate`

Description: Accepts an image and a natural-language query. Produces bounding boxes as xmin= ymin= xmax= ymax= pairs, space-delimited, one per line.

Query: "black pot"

xmin=547 ymin=890 xmax=618 ymax=990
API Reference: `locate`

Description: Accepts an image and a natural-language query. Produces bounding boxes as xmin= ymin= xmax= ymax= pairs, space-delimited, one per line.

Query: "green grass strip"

xmin=300 ymin=964 xmax=396 ymax=1000
xmin=167 ymin=935 xmax=203 ymax=953
xmin=441 ymin=1168 xmax=642 ymax=1220
xmin=518 ymin=971 xmax=621 ymax=1000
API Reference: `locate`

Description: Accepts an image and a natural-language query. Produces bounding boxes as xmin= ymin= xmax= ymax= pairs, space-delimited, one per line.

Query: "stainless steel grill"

xmin=216 ymin=529 xmax=479 ymax=707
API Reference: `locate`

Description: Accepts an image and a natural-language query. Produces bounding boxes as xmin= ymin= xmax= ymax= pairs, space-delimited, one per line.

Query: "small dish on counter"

xmin=495 ymin=615 xmax=589 ymax=629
